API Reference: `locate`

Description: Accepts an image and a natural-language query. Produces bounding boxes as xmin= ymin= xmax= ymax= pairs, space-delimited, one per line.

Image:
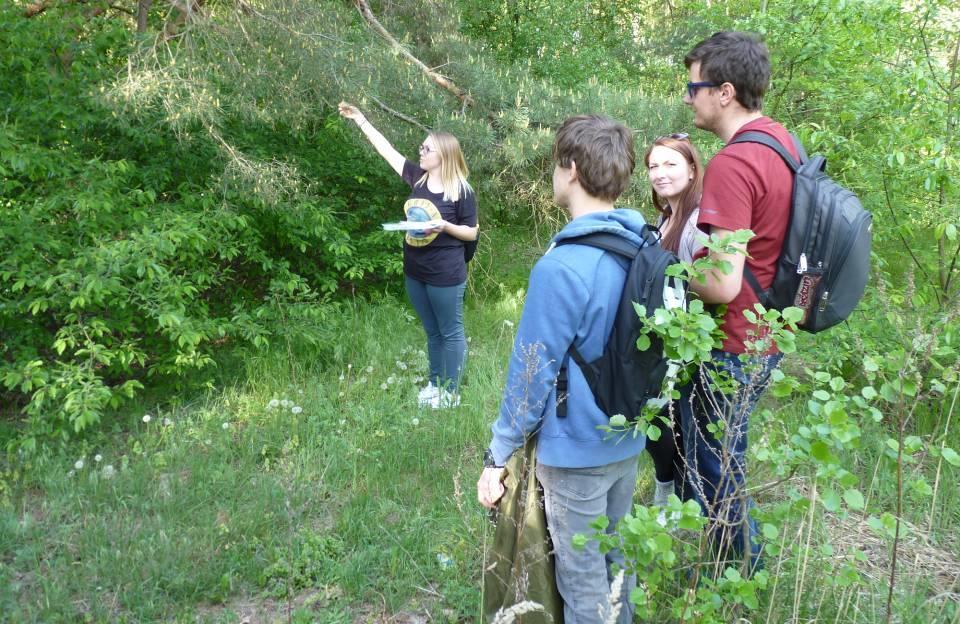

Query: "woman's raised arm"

xmin=338 ymin=102 xmax=405 ymax=176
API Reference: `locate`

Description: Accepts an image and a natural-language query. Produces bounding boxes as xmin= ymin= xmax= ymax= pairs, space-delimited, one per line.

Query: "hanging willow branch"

xmin=350 ymin=0 xmax=474 ymax=108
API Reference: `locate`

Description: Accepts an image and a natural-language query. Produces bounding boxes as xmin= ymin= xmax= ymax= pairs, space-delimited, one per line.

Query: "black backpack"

xmin=554 ymin=226 xmax=683 ymax=421
xmin=731 ymin=132 xmax=872 ymax=332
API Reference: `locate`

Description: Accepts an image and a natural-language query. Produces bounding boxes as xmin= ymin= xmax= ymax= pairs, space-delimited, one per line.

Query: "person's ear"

xmin=719 ymin=82 xmax=736 ymax=106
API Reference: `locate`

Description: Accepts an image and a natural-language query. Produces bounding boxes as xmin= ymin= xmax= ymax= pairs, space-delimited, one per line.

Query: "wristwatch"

xmin=483 ymin=448 xmax=503 ymax=469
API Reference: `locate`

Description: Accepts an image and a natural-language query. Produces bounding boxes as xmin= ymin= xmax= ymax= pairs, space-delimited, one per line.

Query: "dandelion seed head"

xmin=503 ymin=319 xmax=515 ymax=327
xmin=163 ymin=418 xmax=173 ymax=427
xmin=396 ymin=361 xmax=407 ymax=370
xmin=380 ymin=383 xmax=388 ymax=390
xmin=338 ymin=392 xmax=345 ymax=397
xmin=102 ymin=465 xmax=115 ymax=479
xmin=74 ymin=459 xmax=84 ymax=470
xmin=280 ymin=399 xmax=291 ymax=408
xmin=347 ymin=363 xmax=353 ymax=369
xmin=291 ymin=406 xmax=303 ymax=414
xmin=387 ymin=376 xmax=395 ymax=385
xmin=359 ymin=376 xmax=367 ymax=384
xmin=268 ymin=399 xmax=280 ymax=408
xmin=142 ymin=414 xmax=152 ymax=423
xmin=365 ymin=365 xmax=373 ymax=373
xmin=338 ymin=373 xmax=345 ymax=381
xmin=411 ymin=418 xmax=420 ymax=426
xmin=222 ymin=422 xmax=229 ymax=430
xmin=67 ymin=470 xmax=75 ymax=478
xmin=94 ymin=454 xmax=102 ymax=463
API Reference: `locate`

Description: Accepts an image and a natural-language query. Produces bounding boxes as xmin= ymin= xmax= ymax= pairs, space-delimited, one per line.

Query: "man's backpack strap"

xmin=729 ymin=131 xmax=807 ymax=306
xmin=731 ymin=131 xmax=807 ymax=171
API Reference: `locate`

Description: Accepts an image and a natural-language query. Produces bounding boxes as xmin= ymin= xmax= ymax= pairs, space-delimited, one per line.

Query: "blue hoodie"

xmin=488 ymin=208 xmax=649 ymax=468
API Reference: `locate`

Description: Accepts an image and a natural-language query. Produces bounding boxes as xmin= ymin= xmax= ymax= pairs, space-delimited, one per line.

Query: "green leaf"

xmin=646 ymin=424 xmax=661 ymax=441
xmin=762 ymin=523 xmax=779 ymax=539
xmin=821 ymin=488 xmax=841 ymax=512
xmin=941 ymin=447 xmax=960 ymax=467
xmin=843 ymin=489 xmax=865 ymax=510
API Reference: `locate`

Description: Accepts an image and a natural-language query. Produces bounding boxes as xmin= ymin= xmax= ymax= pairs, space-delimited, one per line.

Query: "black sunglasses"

xmin=656 ymin=132 xmax=690 ymax=142
xmin=686 ymin=81 xmax=718 ymax=98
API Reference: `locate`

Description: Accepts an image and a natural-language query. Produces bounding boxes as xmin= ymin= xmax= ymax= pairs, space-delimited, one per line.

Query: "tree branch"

xmin=350 ymin=0 xmax=474 ymax=108
xmin=367 ymin=93 xmax=430 ymax=132
xmin=164 ymin=0 xmax=204 ymax=40
xmin=881 ymin=173 xmax=941 ymax=307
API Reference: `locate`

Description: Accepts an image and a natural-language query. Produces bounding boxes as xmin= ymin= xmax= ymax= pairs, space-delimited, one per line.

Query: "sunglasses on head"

xmin=656 ymin=132 xmax=689 ymax=142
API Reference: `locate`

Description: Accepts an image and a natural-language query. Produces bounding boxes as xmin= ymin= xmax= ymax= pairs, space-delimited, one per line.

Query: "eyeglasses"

xmin=656 ymin=132 xmax=689 ymax=142
xmin=686 ymin=81 xmax=718 ymax=98
xmin=418 ymin=144 xmax=436 ymax=154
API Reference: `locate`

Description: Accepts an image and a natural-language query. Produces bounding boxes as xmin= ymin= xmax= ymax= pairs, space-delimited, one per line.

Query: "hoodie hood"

xmin=551 ymin=208 xmax=648 ymax=248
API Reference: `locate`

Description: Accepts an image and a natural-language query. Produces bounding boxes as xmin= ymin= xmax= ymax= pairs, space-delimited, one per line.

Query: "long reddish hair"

xmin=644 ymin=136 xmax=704 ymax=254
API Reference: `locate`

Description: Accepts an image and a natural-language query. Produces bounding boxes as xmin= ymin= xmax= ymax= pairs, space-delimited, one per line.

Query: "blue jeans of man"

xmin=679 ymin=350 xmax=783 ymax=571
xmin=404 ymin=276 xmax=467 ymax=391
xmin=537 ymin=455 xmax=639 ymax=624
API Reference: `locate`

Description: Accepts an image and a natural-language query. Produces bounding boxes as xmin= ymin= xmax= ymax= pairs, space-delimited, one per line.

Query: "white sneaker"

xmin=429 ymin=388 xmax=460 ymax=409
xmin=417 ymin=383 xmax=439 ymax=407
xmin=652 ymin=479 xmax=674 ymax=507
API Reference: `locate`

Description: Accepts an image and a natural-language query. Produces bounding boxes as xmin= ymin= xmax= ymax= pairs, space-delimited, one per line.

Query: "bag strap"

xmin=728 ymin=131 xmax=806 ymax=304
xmin=553 ymin=228 xmax=657 ymax=415
xmin=730 ymin=131 xmax=807 ymax=171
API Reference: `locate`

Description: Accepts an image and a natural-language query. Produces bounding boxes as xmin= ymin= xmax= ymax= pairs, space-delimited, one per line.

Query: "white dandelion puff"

xmin=74 ymin=459 xmax=84 ymax=470
xmin=142 ymin=414 xmax=152 ymax=423
xmin=365 ymin=365 xmax=374 ymax=373
xmin=102 ymin=465 xmax=115 ymax=479
xmin=291 ymin=406 xmax=303 ymax=414
xmin=268 ymin=399 xmax=280 ymax=409
xmin=222 ymin=422 xmax=230 ymax=430
xmin=411 ymin=418 xmax=420 ymax=426
xmin=380 ymin=383 xmax=388 ymax=390
xmin=94 ymin=454 xmax=102 ymax=463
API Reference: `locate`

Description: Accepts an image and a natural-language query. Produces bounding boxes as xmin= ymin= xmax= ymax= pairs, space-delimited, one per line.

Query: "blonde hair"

xmin=416 ymin=131 xmax=473 ymax=202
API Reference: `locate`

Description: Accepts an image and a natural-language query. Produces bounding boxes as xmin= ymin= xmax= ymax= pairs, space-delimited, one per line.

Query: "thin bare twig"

xmin=351 ymin=0 xmax=474 ymax=108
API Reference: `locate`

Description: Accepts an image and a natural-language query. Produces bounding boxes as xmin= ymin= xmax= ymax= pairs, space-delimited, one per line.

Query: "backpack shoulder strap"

xmin=730 ymin=131 xmax=803 ymax=172
xmin=555 ymin=231 xmax=640 ymax=258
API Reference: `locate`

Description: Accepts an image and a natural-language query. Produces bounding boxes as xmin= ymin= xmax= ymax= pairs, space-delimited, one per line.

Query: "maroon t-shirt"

xmin=697 ymin=117 xmax=798 ymax=354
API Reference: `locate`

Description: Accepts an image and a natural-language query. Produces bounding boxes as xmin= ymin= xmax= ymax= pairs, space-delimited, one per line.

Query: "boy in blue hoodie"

xmin=477 ymin=115 xmax=647 ymax=624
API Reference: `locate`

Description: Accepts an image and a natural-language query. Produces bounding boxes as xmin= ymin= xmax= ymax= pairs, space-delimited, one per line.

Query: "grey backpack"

xmin=731 ymin=132 xmax=872 ymax=332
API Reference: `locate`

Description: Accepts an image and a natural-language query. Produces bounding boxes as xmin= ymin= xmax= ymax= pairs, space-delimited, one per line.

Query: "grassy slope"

xmin=2 ymin=225 xmax=959 ymax=623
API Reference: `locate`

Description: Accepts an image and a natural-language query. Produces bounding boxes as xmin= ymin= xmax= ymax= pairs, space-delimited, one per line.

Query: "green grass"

xmin=2 ymin=233 xmax=959 ymax=622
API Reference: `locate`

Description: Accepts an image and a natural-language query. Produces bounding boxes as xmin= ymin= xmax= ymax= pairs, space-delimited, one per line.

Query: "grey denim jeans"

xmin=537 ymin=455 xmax=639 ymax=624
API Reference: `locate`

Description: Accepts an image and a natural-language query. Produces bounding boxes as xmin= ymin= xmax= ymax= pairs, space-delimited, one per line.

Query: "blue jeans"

xmin=404 ymin=276 xmax=467 ymax=391
xmin=679 ymin=350 xmax=783 ymax=571
xmin=537 ymin=455 xmax=639 ymax=624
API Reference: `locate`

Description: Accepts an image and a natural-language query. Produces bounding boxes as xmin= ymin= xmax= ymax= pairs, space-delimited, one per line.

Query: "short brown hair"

xmin=553 ymin=115 xmax=635 ymax=202
xmin=685 ymin=31 xmax=770 ymax=112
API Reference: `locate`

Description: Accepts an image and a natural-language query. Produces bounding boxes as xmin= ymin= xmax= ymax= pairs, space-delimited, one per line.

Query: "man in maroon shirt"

xmin=680 ymin=31 xmax=798 ymax=571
